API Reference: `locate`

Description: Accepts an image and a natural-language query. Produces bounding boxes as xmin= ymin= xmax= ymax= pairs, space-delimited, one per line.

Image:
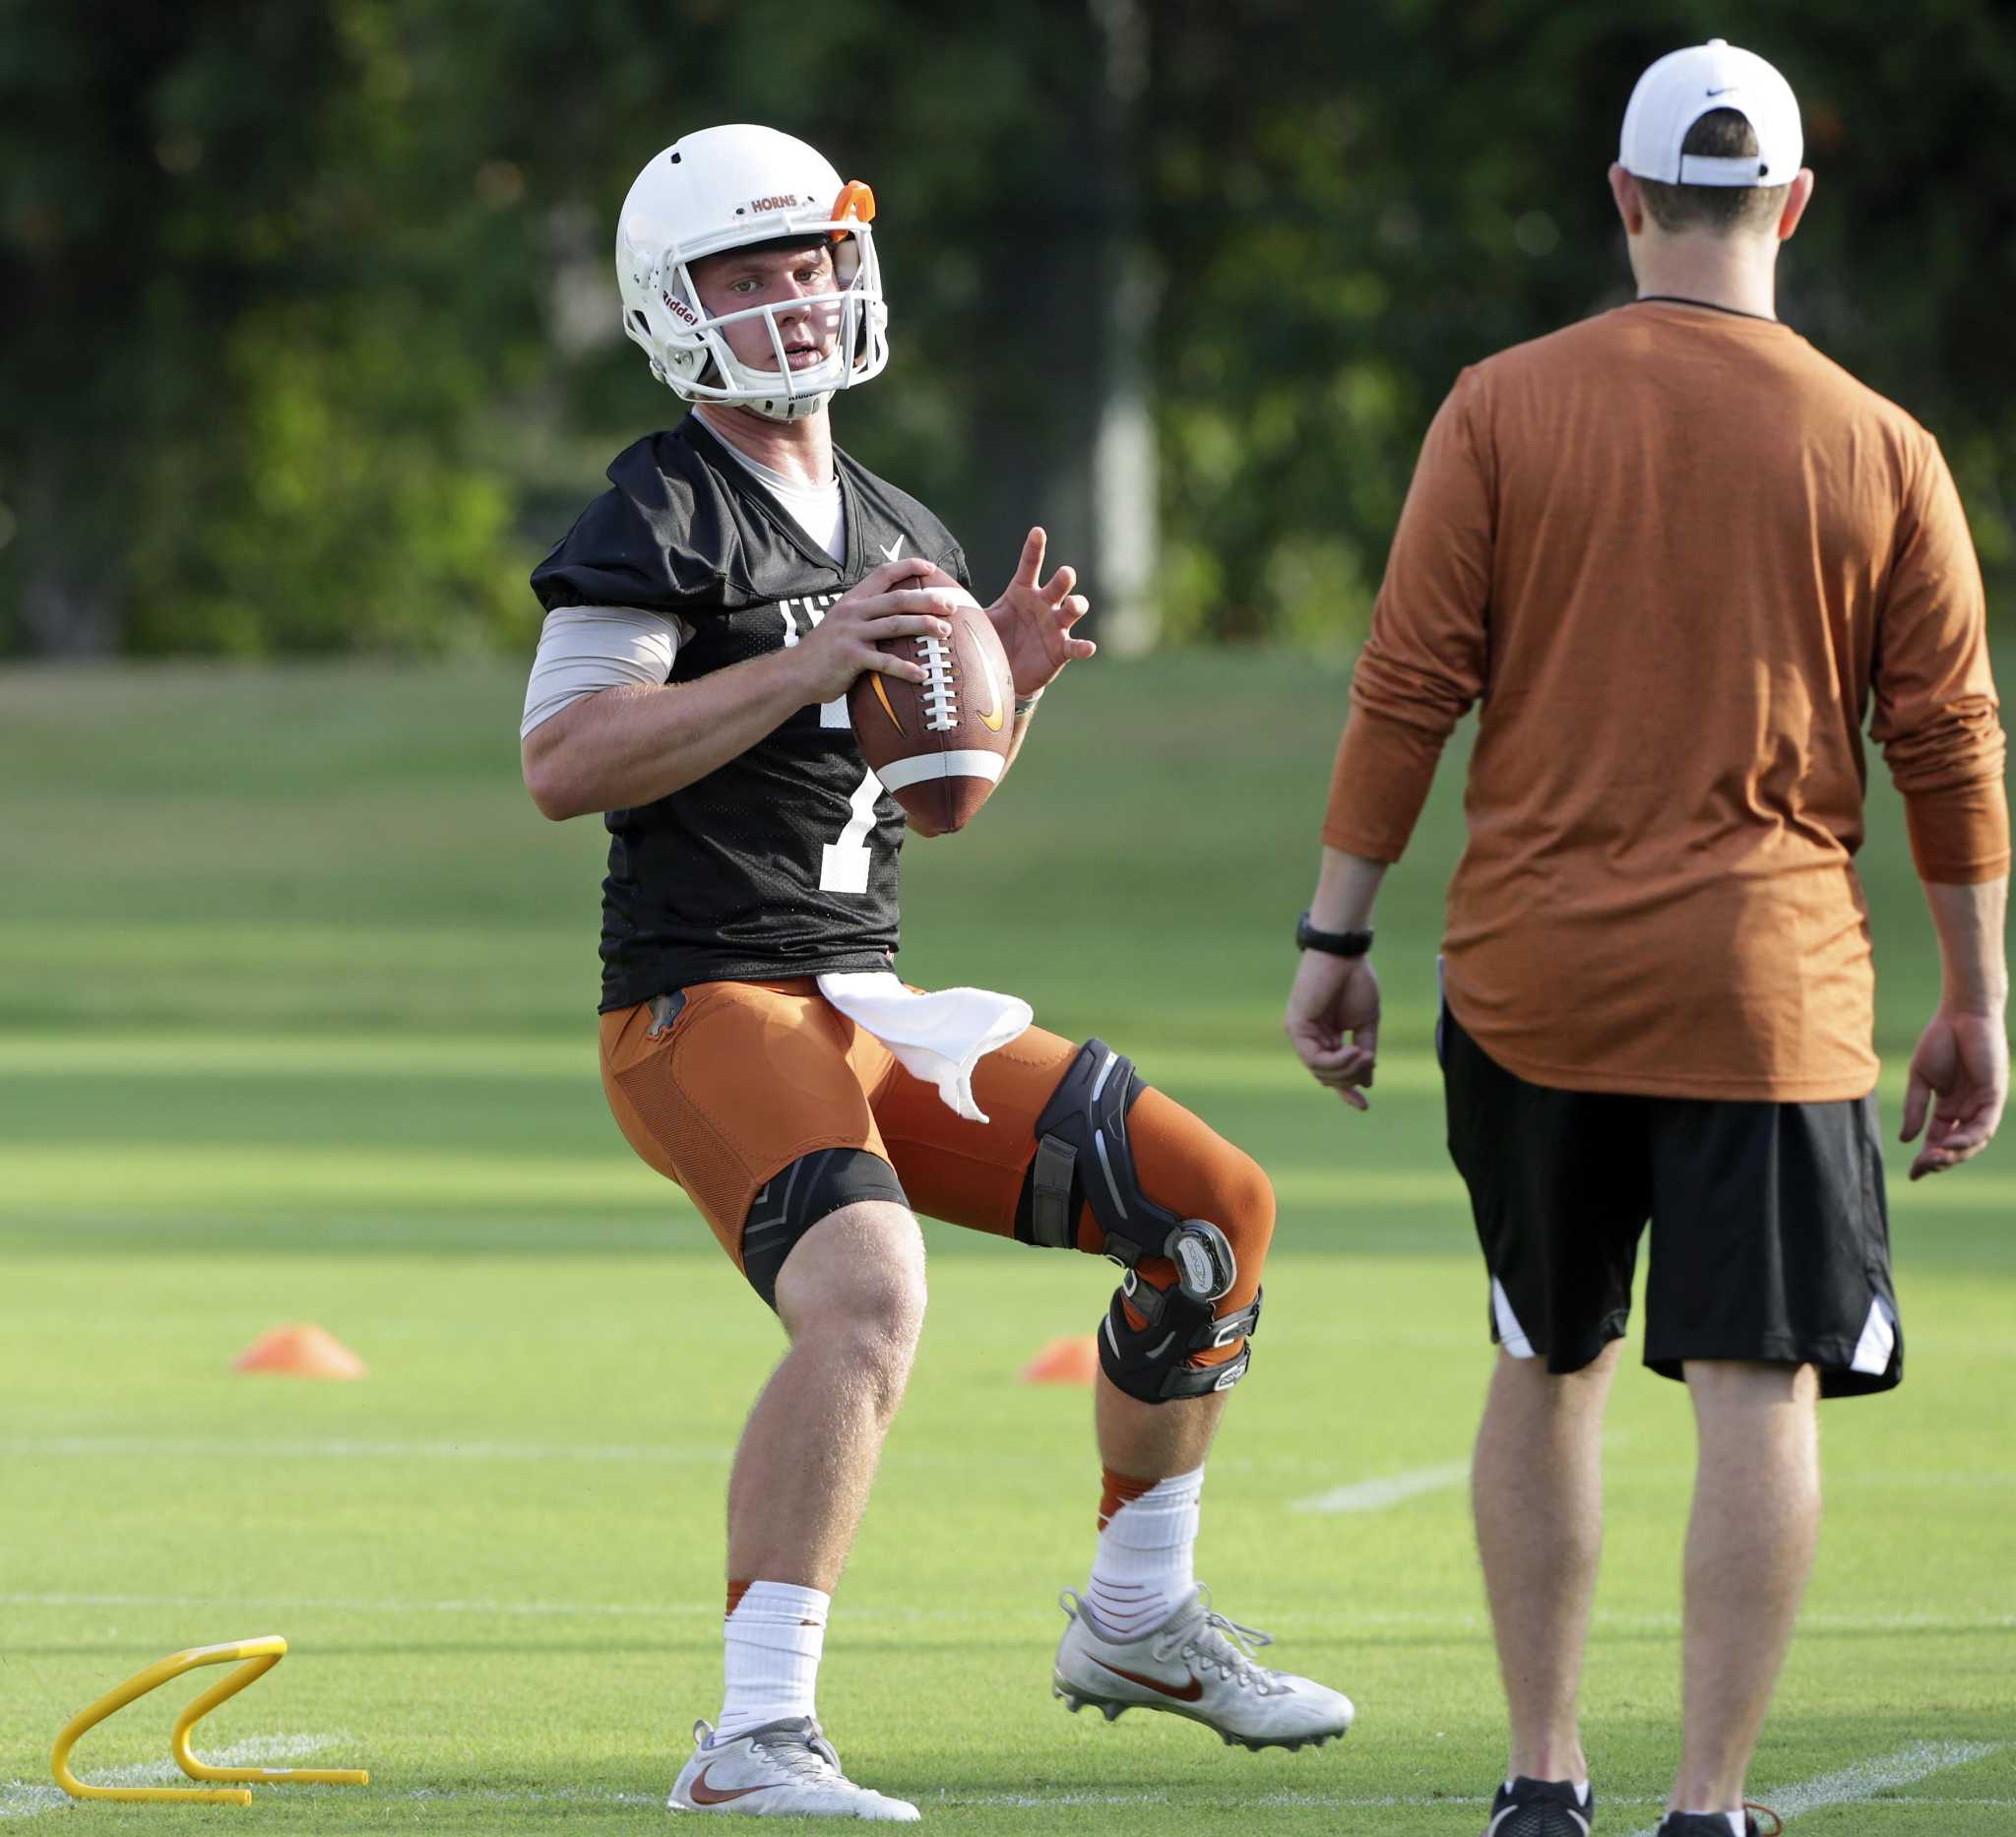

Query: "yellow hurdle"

xmin=51 ymin=1634 xmax=370 ymax=1805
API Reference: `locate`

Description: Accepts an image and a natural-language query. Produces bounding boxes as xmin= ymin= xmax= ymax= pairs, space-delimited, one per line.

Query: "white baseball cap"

xmin=1619 ymin=38 xmax=1803 ymax=186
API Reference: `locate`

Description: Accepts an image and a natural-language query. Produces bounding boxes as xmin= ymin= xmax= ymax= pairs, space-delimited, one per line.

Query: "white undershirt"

xmin=520 ymin=433 xmax=845 ymax=739
xmin=708 ymin=432 xmax=847 ymax=563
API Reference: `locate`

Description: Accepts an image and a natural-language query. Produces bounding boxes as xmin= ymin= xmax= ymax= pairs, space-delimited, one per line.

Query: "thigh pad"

xmin=741 ymin=1147 xmax=910 ymax=1311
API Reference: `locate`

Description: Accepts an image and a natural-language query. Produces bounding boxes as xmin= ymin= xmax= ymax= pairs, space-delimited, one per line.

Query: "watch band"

xmin=1296 ymin=912 xmax=1373 ymax=958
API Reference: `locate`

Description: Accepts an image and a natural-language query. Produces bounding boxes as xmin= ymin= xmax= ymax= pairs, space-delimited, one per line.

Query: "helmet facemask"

xmin=620 ymin=184 xmax=889 ymax=422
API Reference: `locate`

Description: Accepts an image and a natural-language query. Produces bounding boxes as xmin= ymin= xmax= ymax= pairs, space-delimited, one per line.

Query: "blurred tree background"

xmin=2 ymin=0 xmax=2011 ymax=659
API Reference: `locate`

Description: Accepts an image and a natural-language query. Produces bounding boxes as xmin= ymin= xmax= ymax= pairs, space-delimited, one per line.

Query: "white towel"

xmin=816 ymin=971 xmax=1033 ymax=1124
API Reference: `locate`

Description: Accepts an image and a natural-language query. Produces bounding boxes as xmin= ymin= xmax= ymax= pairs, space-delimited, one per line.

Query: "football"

xmin=848 ymin=566 xmax=1015 ymax=833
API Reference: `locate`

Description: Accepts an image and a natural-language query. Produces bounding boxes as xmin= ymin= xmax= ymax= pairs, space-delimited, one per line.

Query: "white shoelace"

xmin=745 ymin=1720 xmax=843 ymax=1783
xmin=1153 ymin=1602 xmax=1292 ymax=1696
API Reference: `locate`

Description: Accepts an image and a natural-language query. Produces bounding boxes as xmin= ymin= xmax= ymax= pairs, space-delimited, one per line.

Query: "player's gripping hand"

xmin=788 ymin=557 xmax=963 ymax=705
xmin=1900 ymin=1007 xmax=2009 ymax=1179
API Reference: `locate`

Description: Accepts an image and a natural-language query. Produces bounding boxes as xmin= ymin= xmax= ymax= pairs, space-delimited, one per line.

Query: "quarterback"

xmin=519 ymin=125 xmax=1352 ymax=1819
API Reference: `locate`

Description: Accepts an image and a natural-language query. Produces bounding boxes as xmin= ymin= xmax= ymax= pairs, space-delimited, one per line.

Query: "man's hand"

xmin=790 ymin=557 xmax=959 ymax=705
xmin=1285 ymin=951 xmax=1381 ymax=1110
xmin=986 ymin=527 xmax=1097 ymax=699
xmin=1900 ymin=1008 xmax=2009 ymax=1178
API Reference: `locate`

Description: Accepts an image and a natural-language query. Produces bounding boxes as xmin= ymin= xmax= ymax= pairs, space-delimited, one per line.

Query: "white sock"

xmin=1085 ymin=1466 xmax=1203 ymax=1640
xmin=715 ymin=1580 xmax=828 ymax=1742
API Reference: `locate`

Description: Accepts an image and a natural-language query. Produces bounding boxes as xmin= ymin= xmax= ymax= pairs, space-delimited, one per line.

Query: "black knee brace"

xmin=1101 ymin=1274 xmax=1261 ymax=1400
xmin=1024 ymin=1039 xmax=1261 ymax=1403
xmin=740 ymin=1147 xmax=909 ymax=1311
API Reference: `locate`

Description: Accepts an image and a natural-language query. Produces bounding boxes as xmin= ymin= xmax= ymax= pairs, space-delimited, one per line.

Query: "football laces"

xmin=915 ymin=634 xmax=958 ymax=732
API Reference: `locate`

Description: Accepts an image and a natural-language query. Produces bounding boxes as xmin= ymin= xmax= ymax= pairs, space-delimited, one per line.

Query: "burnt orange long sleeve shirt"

xmin=1324 ymin=300 xmax=2008 ymax=1102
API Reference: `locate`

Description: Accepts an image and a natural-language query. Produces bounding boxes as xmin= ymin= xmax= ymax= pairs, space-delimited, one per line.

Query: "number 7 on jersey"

xmin=820 ymin=768 xmax=882 ymax=895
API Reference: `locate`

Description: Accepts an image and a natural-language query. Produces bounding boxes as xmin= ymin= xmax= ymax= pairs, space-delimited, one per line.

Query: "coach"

xmin=1285 ymin=38 xmax=2008 ymax=1837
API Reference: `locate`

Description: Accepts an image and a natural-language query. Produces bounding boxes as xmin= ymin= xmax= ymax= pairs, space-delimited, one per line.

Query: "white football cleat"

xmin=1052 ymin=1587 xmax=1354 ymax=1751
xmin=668 ymin=1718 xmax=919 ymax=1820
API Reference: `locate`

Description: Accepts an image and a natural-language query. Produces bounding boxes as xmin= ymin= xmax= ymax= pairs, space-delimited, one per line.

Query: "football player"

xmin=520 ymin=124 xmax=1353 ymax=1819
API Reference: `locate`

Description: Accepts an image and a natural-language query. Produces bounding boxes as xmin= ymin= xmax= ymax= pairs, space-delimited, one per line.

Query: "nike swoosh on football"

xmin=869 ymin=674 xmax=908 ymax=734
xmin=975 ymin=644 xmax=1004 ymax=732
xmin=688 ymin=1766 xmax=780 ymax=1805
xmin=1091 ymin=1659 xmax=1204 ymax=1702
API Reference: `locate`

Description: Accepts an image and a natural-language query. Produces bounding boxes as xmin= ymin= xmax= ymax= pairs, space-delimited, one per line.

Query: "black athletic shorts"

xmin=1440 ymin=1002 xmax=1902 ymax=1398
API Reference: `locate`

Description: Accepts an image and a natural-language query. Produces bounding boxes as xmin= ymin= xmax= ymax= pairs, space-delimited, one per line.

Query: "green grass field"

xmin=1 ymin=656 xmax=2009 ymax=1833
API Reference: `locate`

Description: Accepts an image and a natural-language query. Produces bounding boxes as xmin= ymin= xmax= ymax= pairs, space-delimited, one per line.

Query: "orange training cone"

xmin=232 ymin=1324 xmax=367 ymax=1380
xmin=1019 ymin=1334 xmax=1099 ymax=1386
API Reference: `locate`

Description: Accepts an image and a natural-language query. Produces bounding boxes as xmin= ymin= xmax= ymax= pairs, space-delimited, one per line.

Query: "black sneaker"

xmin=1655 ymin=1810 xmax=1782 ymax=1837
xmin=1483 ymin=1777 xmax=1594 ymax=1836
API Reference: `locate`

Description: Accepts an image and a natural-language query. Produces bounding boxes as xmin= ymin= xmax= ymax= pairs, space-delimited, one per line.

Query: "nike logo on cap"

xmin=1091 ymin=1658 xmax=1205 ymax=1702
xmin=1706 ymin=85 xmax=1738 ymax=95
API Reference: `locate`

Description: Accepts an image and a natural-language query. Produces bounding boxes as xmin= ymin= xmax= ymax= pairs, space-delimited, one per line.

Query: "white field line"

xmin=1620 ymin=1739 xmax=2002 ymax=1837
xmin=6 ymin=1590 xmax=2011 ymax=1639
xmin=389 ymin=1787 xmax=2016 ymax=1812
xmin=395 ymin=1786 xmax=662 ymax=1807
xmin=0 ymin=1435 xmax=729 ymax=1464
xmin=5 ymin=1748 xmax=2009 ymax=1821
xmin=1293 ymin=1434 xmax=1638 ymax=1515
xmin=1292 ymin=1458 xmax=1471 ymax=1513
xmin=15 ymin=1438 xmax=2010 ymax=1504
xmin=0 ymin=1036 xmax=1421 ymax=1092
xmin=1 ymin=1734 xmax=349 ymax=1820
xmin=930 ymin=1792 xmax=1515 ymax=1808
xmin=0 ymin=1435 xmax=1156 ymax=1475
xmin=0 ymin=1589 xmax=726 ymax=1621
xmin=18 ymin=1437 xmax=2011 ymax=1501
xmin=394 ymin=1784 xmax=2016 ymax=1813
xmin=923 ymin=1789 xmax=2016 ymax=1813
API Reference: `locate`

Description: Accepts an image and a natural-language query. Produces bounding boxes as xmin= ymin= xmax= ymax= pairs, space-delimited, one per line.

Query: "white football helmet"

xmin=616 ymin=124 xmax=889 ymax=421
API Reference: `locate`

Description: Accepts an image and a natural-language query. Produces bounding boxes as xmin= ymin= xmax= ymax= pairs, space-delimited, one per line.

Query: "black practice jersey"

xmin=531 ymin=414 xmax=970 ymax=1009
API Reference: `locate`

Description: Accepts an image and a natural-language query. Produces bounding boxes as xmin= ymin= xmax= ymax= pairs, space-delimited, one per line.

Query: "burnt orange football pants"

xmin=598 ymin=979 xmax=1272 ymax=1365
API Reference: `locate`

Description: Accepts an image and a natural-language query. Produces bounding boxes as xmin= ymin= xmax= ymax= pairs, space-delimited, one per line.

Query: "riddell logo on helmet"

xmin=663 ymin=293 xmax=699 ymax=326
xmin=744 ymin=194 xmax=803 ymax=213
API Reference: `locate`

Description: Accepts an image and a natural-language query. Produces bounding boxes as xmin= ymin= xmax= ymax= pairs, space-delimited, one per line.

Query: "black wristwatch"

xmin=1296 ymin=912 xmax=1374 ymax=958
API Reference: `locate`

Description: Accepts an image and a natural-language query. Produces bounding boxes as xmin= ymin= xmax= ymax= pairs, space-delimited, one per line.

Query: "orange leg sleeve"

xmin=1101 ymin=1086 xmax=1275 ymax=1369
xmin=873 ymin=1028 xmax=1274 ymax=1372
